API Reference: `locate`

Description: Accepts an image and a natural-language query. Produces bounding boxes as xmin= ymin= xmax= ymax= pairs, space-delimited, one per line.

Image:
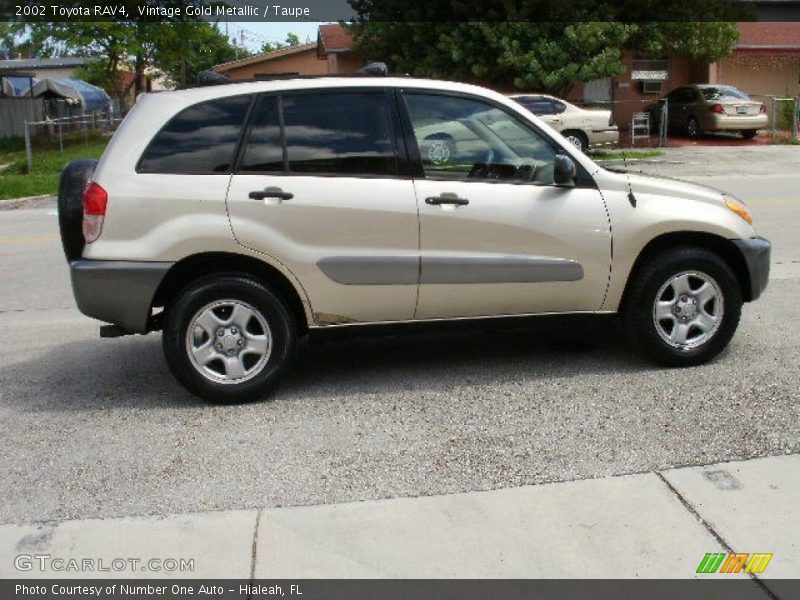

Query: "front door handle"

xmin=249 ymin=187 xmax=293 ymax=201
xmin=425 ymin=194 xmax=469 ymax=206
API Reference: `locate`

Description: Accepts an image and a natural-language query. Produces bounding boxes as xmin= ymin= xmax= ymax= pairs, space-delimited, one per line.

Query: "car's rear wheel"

xmin=741 ymin=130 xmax=758 ymax=140
xmin=163 ymin=275 xmax=297 ymax=403
xmin=563 ymin=130 xmax=588 ymax=153
xmin=686 ymin=117 xmax=701 ymax=139
xmin=622 ymin=247 xmax=742 ymax=366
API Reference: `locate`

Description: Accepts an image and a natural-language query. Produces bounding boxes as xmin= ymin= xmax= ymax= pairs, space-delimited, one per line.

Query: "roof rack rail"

xmin=195 ymin=70 xmax=230 ymax=87
xmin=186 ymin=63 xmax=401 ymax=88
xmin=357 ymin=62 xmax=388 ymax=76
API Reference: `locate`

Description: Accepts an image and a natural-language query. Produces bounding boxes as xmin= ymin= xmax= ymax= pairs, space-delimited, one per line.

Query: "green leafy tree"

xmin=23 ymin=21 xmax=240 ymax=105
xmin=26 ymin=22 xmax=133 ymax=100
xmin=630 ymin=22 xmax=739 ymax=61
xmin=349 ymin=1 xmax=742 ymax=95
xmin=259 ymin=32 xmax=302 ymax=55
xmin=0 ymin=22 xmax=37 ymax=58
xmin=154 ymin=22 xmax=242 ymax=87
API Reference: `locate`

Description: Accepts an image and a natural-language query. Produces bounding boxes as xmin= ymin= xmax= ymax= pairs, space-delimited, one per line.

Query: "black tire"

xmin=686 ymin=117 xmax=701 ymax=139
xmin=162 ymin=275 xmax=297 ymax=403
xmin=562 ymin=130 xmax=589 ymax=153
xmin=622 ymin=247 xmax=742 ymax=367
xmin=57 ymin=159 xmax=97 ymax=262
xmin=741 ymin=130 xmax=758 ymax=140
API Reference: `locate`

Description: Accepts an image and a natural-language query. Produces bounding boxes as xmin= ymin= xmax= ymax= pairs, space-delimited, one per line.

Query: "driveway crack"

xmin=655 ymin=472 xmax=778 ymax=599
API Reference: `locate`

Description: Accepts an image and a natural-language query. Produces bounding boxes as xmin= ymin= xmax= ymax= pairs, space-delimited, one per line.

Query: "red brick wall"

xmin=611 ymin=52 xmax=710 ymax=131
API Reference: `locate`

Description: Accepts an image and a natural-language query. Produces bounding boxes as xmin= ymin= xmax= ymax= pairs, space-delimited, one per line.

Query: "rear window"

xmin=138 ymin=95 xmax=252 ymax=174
xmin=701 ymin=87 xmax=750 ymax=101
xmin=517 ymin=97 xmax=556 ymax=115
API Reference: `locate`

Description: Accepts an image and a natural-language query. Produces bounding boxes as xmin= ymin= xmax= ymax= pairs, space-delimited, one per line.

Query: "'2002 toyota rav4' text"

xmin=58 ymin=75 xmax=771 ymax=402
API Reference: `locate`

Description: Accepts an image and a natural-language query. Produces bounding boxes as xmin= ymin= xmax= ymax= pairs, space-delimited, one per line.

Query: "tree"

xmin=23 ymin=21 xmax=241 ymax=105
xmin=0 ymin=23 xmax=37 ymax=59
xmin=26 ymin=22 xmax=133 ymax=101
xmin=259 ymin=32 xmax=302 ymax=55
xmin=349 ymin=1 xmax=742 ymax=95
xmin=154 ymin=22 xmax=242 ymax=87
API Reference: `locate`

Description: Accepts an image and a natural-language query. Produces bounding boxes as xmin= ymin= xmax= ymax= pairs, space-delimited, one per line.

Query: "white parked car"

xmin=510 ymin=94 xmax=618 ymax=152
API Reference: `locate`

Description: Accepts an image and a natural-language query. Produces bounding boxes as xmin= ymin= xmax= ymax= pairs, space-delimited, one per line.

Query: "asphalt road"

xmin=0 ymin=146 xmax=798 ymax=524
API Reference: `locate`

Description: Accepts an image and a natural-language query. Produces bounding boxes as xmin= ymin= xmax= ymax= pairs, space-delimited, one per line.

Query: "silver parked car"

xmin=648 ymin=84 xmax=768 ymax=139
xmin=58 ymin=76 xmax=770 ymax=402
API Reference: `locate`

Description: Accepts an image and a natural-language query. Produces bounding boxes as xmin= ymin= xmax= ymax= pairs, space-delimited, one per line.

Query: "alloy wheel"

xmin=186 ymin=300 xmax=272 ymax=384
xmin=652 ymin=271 xmax=724 ymax=350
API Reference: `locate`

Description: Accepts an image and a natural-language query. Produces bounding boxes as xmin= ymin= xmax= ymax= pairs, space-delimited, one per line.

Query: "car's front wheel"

xmin=562 ymin=130 xmax=588 ymax=153
xmin=622 ymin=247 xmax=742 ymax=366
xmin=163 ymin=275 xmax=297 ymax=403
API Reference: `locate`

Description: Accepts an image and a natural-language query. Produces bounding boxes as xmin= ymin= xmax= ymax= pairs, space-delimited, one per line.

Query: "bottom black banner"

xmin=3 ymin=579 xmax=798 ymax=600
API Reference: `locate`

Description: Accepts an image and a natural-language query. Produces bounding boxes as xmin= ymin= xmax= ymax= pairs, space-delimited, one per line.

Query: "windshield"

xmin=701 ymin=87 xmax=750 ymax=101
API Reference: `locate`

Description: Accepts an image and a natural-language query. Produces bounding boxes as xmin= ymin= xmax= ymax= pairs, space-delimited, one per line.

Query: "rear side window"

xmin=239 ymin=95 xmax=282 ymax=172
xmin=284 ymin=92 xmax=396 ymax=175
xmin=240 ymin=91 xmax=397 ymax=177
xmin=138 ymin=95 xmax=252 ymax=174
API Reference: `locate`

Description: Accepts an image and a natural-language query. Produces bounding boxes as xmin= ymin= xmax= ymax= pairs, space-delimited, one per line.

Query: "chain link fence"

xmin=759 ymin=95 xmax=800 ymax=144
xmin=573 ymin=95 xmax=799 ymax=150
xmin=22 ymin=106 xmax=124 ymax=172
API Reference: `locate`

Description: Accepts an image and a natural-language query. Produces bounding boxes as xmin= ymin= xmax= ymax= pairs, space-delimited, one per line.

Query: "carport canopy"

xmin=28 ymin=77 xmax=111 ymax=112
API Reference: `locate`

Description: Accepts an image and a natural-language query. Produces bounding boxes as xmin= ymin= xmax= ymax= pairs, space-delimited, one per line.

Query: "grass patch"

xmin=0 ymin=133 xmax=109 ymax=200
xmin=589 ymin=149 xmax=665 ymax=160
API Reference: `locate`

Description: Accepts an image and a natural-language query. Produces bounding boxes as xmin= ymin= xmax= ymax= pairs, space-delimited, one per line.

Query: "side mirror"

xmin=553 ymin=155 xmax=577 ymax=187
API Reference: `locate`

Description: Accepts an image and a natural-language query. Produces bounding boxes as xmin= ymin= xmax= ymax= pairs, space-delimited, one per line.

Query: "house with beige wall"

xmin=213 ymin=24 xmax=362 ymax=81
xmin=711 ymin=22 xmax=800 ymax=100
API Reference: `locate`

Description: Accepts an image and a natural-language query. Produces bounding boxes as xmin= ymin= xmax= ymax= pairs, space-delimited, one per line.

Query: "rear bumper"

xmin=731 ymin=237 xmax=771 ymax=302
xmin=588 ymin=127 xmax=619 ymax=146
xmin=70 ymin=260 xmax=173 ymax=333
xmin=705 ymin=114 xmax=768 ymax=131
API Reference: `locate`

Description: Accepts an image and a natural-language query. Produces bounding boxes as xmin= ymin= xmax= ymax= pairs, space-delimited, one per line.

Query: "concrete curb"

xmin=0 ymin=195 xmax=56 ymax=211
xmin=0 ymin=454 xmax=796 ymax=583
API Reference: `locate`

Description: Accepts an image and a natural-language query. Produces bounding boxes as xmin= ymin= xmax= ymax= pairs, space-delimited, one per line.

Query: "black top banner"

xmin=2 ymin=0 xmax=799 ymax=23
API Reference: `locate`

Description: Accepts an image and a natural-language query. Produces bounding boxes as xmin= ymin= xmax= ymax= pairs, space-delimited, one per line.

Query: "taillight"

xmin=760 ymin=104 xmax=767 ymax=114
xmin=82 ymin=181 xmax=107 ymax=243
xmin=710 ymin=104 xmax=725 ymax=114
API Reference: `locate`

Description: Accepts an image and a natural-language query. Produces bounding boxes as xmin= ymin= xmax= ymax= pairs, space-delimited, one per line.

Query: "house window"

xmin=641 ymin=81 xmax=664 ymax=95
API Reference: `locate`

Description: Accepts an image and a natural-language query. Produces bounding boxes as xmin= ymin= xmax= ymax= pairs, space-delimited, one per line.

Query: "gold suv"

xmin=58 ymin=77 xmax=771 ymax=402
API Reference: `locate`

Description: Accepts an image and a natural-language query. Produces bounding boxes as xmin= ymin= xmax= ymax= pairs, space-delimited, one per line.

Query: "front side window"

xmin=404 ymin=93 xmax=557 ymax=185
xmin=138 ymin=95 xmax=251 ymax=174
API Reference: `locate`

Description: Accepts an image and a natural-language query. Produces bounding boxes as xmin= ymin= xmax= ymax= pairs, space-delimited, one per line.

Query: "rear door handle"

xmin=425 ymin=195 xmax=469 ymax=206
xmin=249 ymin=187 xmax=293 ymax=201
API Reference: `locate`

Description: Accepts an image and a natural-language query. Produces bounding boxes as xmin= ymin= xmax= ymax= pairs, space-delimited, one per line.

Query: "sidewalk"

xmin=0 ymin=454 xmax=796 ymax=587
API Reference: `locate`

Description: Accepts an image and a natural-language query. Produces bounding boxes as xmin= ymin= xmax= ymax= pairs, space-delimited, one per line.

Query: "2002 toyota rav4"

xmin=58 ymin=76 xmax=771 ymax=402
